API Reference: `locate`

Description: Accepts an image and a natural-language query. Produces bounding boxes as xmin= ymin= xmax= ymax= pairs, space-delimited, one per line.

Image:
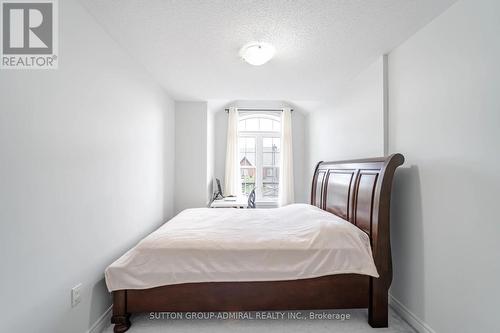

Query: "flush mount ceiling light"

xmin=239 ymin=42 xmax=276 ymax=66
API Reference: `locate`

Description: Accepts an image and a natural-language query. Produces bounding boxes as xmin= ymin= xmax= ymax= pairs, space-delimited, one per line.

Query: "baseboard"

xmin=87 ymin=305 xmax=112 ymax=333
xmin=389 ymin=294 xmax=436 ymax=333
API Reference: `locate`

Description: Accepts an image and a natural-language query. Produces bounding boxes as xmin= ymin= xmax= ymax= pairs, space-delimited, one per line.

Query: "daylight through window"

xmin=238 ymin=113 xmax=281 ymax=201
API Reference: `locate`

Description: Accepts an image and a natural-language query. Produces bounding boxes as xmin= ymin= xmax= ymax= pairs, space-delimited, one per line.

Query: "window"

xmin=239 ymin=113 xmax=281 ymax=201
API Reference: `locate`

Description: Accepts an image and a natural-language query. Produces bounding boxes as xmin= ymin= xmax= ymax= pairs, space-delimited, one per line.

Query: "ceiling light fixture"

xmin=239 ymin=42 xmax=275 ymax=66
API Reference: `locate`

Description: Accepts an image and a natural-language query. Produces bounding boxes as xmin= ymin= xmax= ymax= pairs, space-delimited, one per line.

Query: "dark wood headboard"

xmin=311 ymin=154 xmax=404 ymax=285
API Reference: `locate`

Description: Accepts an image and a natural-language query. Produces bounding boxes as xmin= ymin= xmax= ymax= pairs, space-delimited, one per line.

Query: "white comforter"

xmin=105 ymin=204 xmax=378 ymax=291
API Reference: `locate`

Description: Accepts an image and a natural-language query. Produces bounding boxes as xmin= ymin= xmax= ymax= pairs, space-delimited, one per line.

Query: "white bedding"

xmin=105 ymin=204 xmax=378 ymax=291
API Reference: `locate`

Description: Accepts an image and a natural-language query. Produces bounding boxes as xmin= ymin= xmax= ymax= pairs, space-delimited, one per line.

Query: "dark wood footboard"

xmin=112 ymin=274 xmax=369 ymax=332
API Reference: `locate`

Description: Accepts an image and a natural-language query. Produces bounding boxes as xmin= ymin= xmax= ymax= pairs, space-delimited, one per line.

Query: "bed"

xmin=107 ymin=154 xmax=404 ymax=332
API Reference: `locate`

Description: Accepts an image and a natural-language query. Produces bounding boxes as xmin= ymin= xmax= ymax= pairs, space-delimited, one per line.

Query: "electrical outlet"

xmin=71 ymin=283 xmax=82 ymax=307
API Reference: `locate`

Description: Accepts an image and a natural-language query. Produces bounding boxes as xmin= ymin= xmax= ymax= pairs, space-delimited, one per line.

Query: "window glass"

xmin=263 ymin=137 xmax=280 ymax=166
xmin=260 ymin=118 xmax=273 ymax=131
xmin=239 ymin=137 xmax=256 ymax=195
xmin=238 ymin=113 xmax=281 ymax=200
xmin=262 ymin=167 xmax=279 ymax=198
xmin=272 ymin=120 xmax=280 ymax=131
xmin=239 ymin=137 xmax=255 ymax=165
xmin=246 ymin=118 xmax=259 ymax=131
xmin=238 ymin=120 xmax=246 ymax=131
xmin=241 ymin=167 xmax=256 ymax=195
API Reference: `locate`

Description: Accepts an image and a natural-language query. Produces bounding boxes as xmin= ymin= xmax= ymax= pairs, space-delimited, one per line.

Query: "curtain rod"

xmin=225 ymin=108 xmax=293 ymax=113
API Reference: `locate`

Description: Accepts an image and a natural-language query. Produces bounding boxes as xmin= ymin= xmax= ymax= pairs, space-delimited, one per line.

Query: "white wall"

xmin=213 ymin=101 xmax=307 ymax=204
xmin=0 ymin=1 xmax=175 ymax=332
xmin=291 ymin=110 xmax=306 ymax=203
xmin=174 ymin=101 xmax=210 ymax=213
xmin=388 ymin=0 xmax=500 ymax=332
xmin=207 ymin=107 xmax=215 ymax=202
xmin=305 ymin=57 xmax=386 ymax=195
xmin=304 ymin=6 xmax=500 ymax=329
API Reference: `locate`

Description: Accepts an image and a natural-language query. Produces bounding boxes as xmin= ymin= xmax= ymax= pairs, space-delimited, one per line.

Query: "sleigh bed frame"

xmin=111 ymin=153 xmax=404 ymax=332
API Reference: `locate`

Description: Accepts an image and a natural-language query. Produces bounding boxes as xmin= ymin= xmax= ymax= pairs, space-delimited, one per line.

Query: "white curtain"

xmin=279 ymin=108 xmax=294 ymax=206
xmin=224 ymin=107 xmax=241 ymax=196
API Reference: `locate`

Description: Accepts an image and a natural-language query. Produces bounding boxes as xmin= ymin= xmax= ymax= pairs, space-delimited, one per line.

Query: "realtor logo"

xmin=1 ymin=0 xmax=58 ymax=69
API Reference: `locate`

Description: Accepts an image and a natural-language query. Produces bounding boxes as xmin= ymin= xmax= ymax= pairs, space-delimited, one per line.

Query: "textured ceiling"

xmin=81 ymin=0 xmax=456 ymax=102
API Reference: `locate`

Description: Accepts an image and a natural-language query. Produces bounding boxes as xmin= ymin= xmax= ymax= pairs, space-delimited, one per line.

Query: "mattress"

xmin=105 ymin=203 xmax=378 ymax=291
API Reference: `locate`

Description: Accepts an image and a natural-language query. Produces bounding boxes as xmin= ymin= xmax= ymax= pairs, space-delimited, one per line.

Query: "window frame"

xmin=238 ymin=112 xmax=281 ymax=202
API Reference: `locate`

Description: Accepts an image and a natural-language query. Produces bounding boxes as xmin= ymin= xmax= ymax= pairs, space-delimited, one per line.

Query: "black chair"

xmin=247 ymin=188 xmax=256 ymax=208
